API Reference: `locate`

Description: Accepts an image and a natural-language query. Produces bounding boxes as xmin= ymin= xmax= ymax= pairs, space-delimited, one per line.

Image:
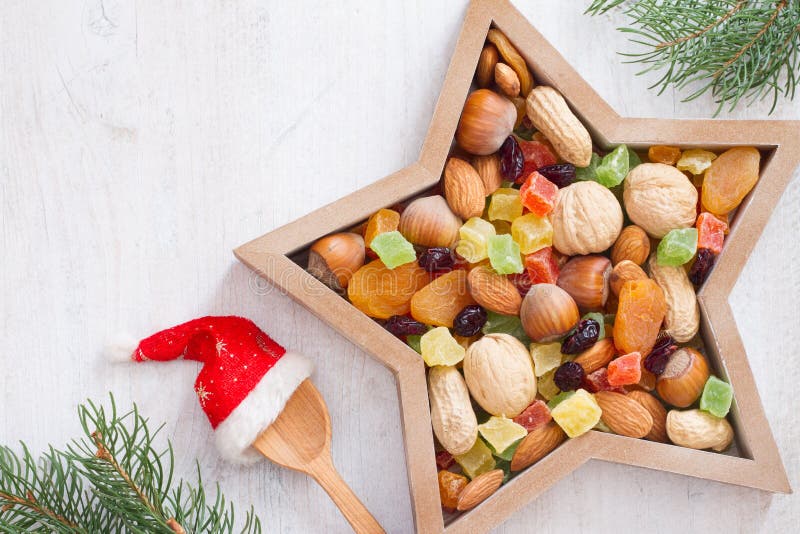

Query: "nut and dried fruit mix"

xmin=305 ymin=29 xmax=756 ymax=515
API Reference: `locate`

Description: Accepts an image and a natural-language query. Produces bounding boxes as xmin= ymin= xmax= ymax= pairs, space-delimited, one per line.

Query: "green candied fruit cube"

xmin=594 ymin=144 xmax=630 ymax=188
xmin=488 ymin=188 xmax=523 ymax=222
xmin=628 ymin=148 xmax=642 ymax=168
xmin=511 ymin=213 xmax=553 ymax=254
xmin=406 ymin=334 xmax=423 ymax=354
xmin=657 ymin=228 xmax=698 ymax=266
xmin=576 ymin=152 xmax=601 ymax=182
xmin=700 ymin=376 xmax=733 ymax=418
xmin=530 ymin=342 xmax=563 ymax=377
xmin=550 ymin=389 xmax=602 ymax=438
xmin=454 ymin=437 xmax=496 ymax=479
xmin=488 ymin=234 xmax=523 ymax=274
xmin=537 ymin=369 xmax=560 ymax=401
xmin=478 ymin=416 xmax=527 ymax=456
xmin=456 ymin=217 xmax=496 ymax=263
xmin=370 ymin=230 xmax=416 ymax=269
xmin=420 ymin=327 xmax=465 ymax=367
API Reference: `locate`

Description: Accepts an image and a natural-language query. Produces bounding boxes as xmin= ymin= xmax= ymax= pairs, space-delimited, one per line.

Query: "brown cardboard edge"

xmin=234 ymin=0 xmax=798 ymax=531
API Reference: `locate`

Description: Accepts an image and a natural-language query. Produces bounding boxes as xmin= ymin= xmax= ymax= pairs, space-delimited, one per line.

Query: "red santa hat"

xmin=125 ymin=316 xmax=313 ymax=464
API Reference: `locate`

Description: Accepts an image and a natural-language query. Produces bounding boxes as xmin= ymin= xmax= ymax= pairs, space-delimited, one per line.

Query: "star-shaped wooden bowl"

xmin=236 ymin=0 xmax=796 ymax=531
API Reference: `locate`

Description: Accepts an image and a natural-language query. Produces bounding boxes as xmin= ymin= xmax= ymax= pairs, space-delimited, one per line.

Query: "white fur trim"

xmin=214 ymin=351 xmax=314 ymax=464
xmin=106 ymin=337 xmax=139 ymax=362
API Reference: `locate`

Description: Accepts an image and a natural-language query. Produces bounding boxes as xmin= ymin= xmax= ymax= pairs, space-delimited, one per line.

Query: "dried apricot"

xmin=411 ymin=270 xmax=476 ymax=327
xmin=364 ymin=208 xmax=400 ymax=248
xmin=701 ymin=147 xmax=760 ymax=215
xmin=648 ymin=145 xmax=681 ymax=165
xmin=438 ymin=470 xmax=468 ymax=511
xmin=613 ymin=279 xmax=666 ymax=356
xmin=347 ymin=259 xmax=429 ymax=319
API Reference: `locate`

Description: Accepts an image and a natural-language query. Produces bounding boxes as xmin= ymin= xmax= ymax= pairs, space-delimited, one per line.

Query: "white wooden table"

xmin=2 ymin=1 xmax=798 ymax=532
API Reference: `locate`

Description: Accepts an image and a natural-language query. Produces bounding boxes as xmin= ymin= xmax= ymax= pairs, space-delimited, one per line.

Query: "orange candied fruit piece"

xmin=647 ymin=145 xmax=681 ymax=165
xmin=607 ymin=352 xmax=642 ymax=386
xmin=438 ymin=470 xmax=468 ymax=511
xmin=524 ymin=247 xmax=559 ymax=284
xmin=364 ymin=208 xmax=400 ymax=248
xmin=519 ymin=171 xmax=558 ymax=217
xmin=696 ymin=212 xmax=727 ymax=254
xmin=613 ymin=279 xmax=666 ymax=356
xmin=411 ymin=270 xmax=476 ymax=328
xmin=347 ymin=259 xmax=429 ymax=319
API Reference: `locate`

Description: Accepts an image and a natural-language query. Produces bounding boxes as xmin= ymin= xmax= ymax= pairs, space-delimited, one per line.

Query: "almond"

xmin=476 ymin=44 xmax=499 ymax=88
xmin=510 ymin=421 xmax=565 ymax=471
xmin=609 ymin=260 xmax=648 ymax=296
xmin=573 ymin=337 xmax=616 ymax=374
xmin=471 ymin=154 xmax=503 ymax=195
xmin=525 ymin=86 xmax=592 ymax=167
xmin=443 ymin=157 xmax=486 ymax=219
xmin=595 ymin=391 xmax=653 ymax=439
xmin=456 ymin=469 xmax=504 ymax=511
xmin=495 ymin=63 xmax=520 ymax=98
xmin=467 ymin=265 xmax=522 ymax=316
xmin=627 ymin=390 xmax=668 ymax=442
xmin=611 ymin=225 xmax=650 ymax=266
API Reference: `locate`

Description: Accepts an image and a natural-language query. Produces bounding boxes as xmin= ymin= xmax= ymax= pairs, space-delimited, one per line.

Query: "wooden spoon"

xmin=252 ymin=379 xmax=385 ymax=534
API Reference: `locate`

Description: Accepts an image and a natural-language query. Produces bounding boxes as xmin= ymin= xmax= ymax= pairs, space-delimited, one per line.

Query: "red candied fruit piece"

xmin=696 ymin=212 xmax=727 ymax=254
xmin=512 ymin=400 xmax=552 ymax=432
xmin=582 ymin=367 xmax=625 ymax=394
xmin=607 ymin=352 xmax=642 ymax=387
xmin=519 ymin=171 xmax=558 ymax=217
xmin=518 ymin=140 xmax=557 ymax=183
xmin=509 ymin=271 xmax=533 ymax=298
xmin=435 ymin=450 xmax=454 ymax=470
xmin=524 ymin=247 xmax=560 ymax=285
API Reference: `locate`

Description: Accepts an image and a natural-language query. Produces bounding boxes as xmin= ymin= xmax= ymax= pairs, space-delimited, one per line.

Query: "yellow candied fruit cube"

xmin=537 ymin=369 xmax=560 ymax=401
xmin=488 ymin=188 xmax=523 ymax=222
xmin=456 ymin=217 xmax=496 ymax=263
xmin=550 ymin=389 xmax=602 ymax=438
xmin=511 ymin=213 xmax=553 ymax=254
xmin=420 ymin=327 xmax=465 ymax=367
xmin=454 ymin=438 xmax=496 ymax=479
xmin=530 ymin=342 xmax=563 ymax=377
xmin=478 ymin=416 xmax=528 ymax=454
xmin=676 ymin=149 xmax=717 ymax=175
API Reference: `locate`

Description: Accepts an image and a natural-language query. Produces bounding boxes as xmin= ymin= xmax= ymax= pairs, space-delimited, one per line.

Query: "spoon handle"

xmin=309 ymin=455 xmax=385 ymax=534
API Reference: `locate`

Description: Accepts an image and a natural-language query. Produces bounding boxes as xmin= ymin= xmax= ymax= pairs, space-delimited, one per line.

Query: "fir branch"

xmin=586 ymin=0 xmax=800 ymax=114
xmin=0 ymin=395 xmax=262 ymax=533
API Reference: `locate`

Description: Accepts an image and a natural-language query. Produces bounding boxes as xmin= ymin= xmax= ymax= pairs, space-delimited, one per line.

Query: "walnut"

xmin=623 ymin=163 xmax=698 ymax=238
xmin=551 ymin=181 xmax=623 ymax=256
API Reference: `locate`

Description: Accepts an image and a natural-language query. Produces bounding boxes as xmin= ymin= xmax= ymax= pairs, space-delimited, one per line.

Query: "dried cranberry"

xmin=536 ymin=163 xmax=576 ymax=188
xmin=385 ymin=316 xmax=427 ymax=337
xmin=435 ymin=450 xmax=454 ymax=470
xmin=499 ymin=136 xmax=524 ymax=182
xmin=643 ymin=333 xmax=677 ymax=375
xmin=689 ymin=248 xmax=716 ymax=286
xmin=453 ymin=305 xmax=488 ymax=337
xmin=418 ymin=247 xmax=455 ymax=272
xmin=554 ymin=361 xmax=585 ymax=391
xmin=560 ymin=319 xmax=600 ymax=354
xmin=508 ymin=272 xmax=533 ymax=298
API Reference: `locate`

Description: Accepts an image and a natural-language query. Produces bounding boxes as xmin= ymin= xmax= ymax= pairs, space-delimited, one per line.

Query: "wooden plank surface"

xmin=1 ymin=1 xmax=798 ymax=532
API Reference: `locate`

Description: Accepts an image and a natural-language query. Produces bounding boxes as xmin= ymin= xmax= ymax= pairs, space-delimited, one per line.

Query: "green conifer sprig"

xmin=586 ymin=0 xmax=800 ymax=114
xmin=0 ymin=395 xmax=261 ymax=533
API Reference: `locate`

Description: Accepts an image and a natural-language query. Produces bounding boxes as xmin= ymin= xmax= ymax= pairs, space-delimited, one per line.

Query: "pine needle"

xmin=0 ymin=394 xmax=262 ymax=533
xmin=586 ymin=0 xmax=800 ymax=114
